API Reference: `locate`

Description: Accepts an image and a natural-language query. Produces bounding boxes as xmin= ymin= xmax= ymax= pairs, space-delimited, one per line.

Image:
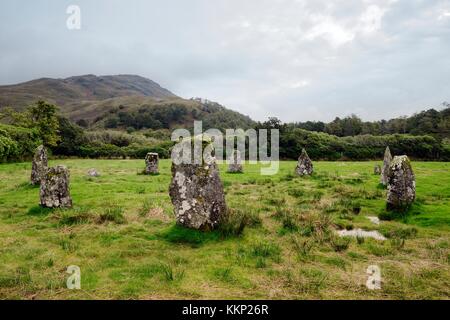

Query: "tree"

xmin=52 ymin=116 xmax=86 ymax=156
xmin=27 ymin=101 xmax=60 ymax=147
xmin=0 ymin=101 xmax=60 ymax=147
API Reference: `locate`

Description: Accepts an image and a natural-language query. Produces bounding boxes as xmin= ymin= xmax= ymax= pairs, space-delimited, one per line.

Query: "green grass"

xmin=0 ymin=159 xmax=449 ymax=299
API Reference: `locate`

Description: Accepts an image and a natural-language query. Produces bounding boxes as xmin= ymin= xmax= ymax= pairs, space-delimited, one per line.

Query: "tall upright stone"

xmin=295 ymin=148 xmax=313 ymax=176
xmin=380 ymin=146 xmax=392 ymax=186
xmin=169 ymin=137 xmax=227 ymax=230
xmin=31 ymin=145 xmax=48 ymax=185
xmin=227 ymin=150 xmax=243 ymax=173
xmin=144 ymin=153 xmax=159 ymax=175
xmin=40 ymin=165 xmax=73 ymax=208
xmin=386 ymin=156 xmax=415 ymax=211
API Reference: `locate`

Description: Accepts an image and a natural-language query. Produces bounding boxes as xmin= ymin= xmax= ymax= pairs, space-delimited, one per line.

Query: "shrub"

xmin=219 ymin=209 xmax=262 ymax=237
xmin=291 ymin=236 xmax=314 ymax=258
xmin=0 ymin=124 xmax=41 ymax=162
xmin=98 ymin=207 xmax=126 ymax=224
xmin=330 ymin=236 xmax=351 ymax=252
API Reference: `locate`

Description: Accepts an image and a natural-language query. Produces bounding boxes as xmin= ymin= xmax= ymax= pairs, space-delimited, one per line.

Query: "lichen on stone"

xmin=40 ymin=165 xmax=73 ymax=208
xmin=380 ymin=146 xmax=392 ymax=186
xmin=386 ymin=155 xmax=415 ymax=211
xmin=144 ymin=152 xmax=159 ymax=175
xmin=295 ymin=148 xmax=313 ymax=176
xmin=31 ymin=145 xmax=48 ymax=185
xmin=169 ymin=138 xmax=227 ymax=230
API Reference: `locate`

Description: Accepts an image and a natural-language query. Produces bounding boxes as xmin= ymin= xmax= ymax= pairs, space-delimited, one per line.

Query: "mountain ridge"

xmin=0 ymin=74 xmax=256 ymax=130
xmin=0 ymin=74 xmax=179 ymax=110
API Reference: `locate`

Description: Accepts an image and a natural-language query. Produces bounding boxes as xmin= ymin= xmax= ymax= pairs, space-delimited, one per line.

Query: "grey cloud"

xmin=0 ymin=0 xmax=449 ymax=122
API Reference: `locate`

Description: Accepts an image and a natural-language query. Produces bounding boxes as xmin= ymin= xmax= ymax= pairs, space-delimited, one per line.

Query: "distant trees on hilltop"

xmin=289 ymin=104 xmax=450 ymax=140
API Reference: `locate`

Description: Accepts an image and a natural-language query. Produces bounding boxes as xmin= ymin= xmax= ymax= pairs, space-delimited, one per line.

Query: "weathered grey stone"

xmin=227 ymin=150 xmax=243 ymax=173
xmin=40 ymin=165 xmax=73 ymax=208
xmin=380 ymin=146 xmax=392 ymax=185
xmin=31 ymin=145 xmax=48 ymax=185
xmin=169 ymin=138 xmax=227 ymax=230
xmin=145 ymin=152 xmax=159 ymax=175
xmin=386 ymin=155 xmax=415 ymax=211
xmin=374 ymin=164 xmax=381 ymax=175
xmin=295 ymin=148 xmax=313 ymax=176
xmin=87 ymin=168 xmax=100 ymax=177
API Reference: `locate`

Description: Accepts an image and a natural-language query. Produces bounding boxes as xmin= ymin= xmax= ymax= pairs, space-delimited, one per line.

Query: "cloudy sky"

xmin=0 ymin=0 xmax=449 ymax=122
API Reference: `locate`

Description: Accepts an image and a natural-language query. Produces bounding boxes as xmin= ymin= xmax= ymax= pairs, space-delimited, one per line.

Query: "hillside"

xmin=0 ymin=74 xmax=178 ymax=111
xmin=0 ymin=75 xmax=255 ymax=130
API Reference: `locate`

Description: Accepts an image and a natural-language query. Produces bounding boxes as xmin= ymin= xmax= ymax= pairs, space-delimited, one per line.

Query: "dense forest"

xmin=1 ymin=100 xmax=449 ymax=162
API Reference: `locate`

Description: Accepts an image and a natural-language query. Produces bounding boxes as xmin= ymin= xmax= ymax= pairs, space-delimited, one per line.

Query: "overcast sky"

xmin=0 ymin=0 xmax=449 ymax=122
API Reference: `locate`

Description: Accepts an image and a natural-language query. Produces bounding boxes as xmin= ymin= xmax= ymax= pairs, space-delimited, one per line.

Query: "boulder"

xmin=386 ymin=156 xmax=415 ymax=210
xmin=227 ymin=150 xmax=243 ymax=173
xmin=145 ymin=152 xmax=159 ymax=175
xmin=169 ymin=138 xmax=227 ymax=230
xmin=374 ymin=164 xmax=381 ymax=175
xmin=295 ymin=148 xmax=313 ymax=176
xmin=40 ymin=165 xmax=73 ymax=208
xmin=31 ymin=145 xmax=48 ymax=185
xmin=380 ymin=146 xmax=392 ymax=185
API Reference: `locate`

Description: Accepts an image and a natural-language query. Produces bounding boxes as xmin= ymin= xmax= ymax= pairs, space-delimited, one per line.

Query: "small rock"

xmin=145 ymin=152 xmax=159 ymax=175
xmin=31 ymin=145 xmax=48 ymax=185
xmin=87 ymin=168 xmax=100 ymax=177
xmin=295 ymin=148 xmax=313 ymax=176
xmin=367 ymin=216 xmax=380 ymax=225
xmin=40 ymin=165 xmax=73 ymax=208
xmin=387 ymin=155 xmax=416 ymax=211
xmin=228 ymin=150 xmax=243 ymax=173
xmin=337 ymin=229 xmax=386 ymax=241
xmin=380 ymin=146 xmax=392 ymax=185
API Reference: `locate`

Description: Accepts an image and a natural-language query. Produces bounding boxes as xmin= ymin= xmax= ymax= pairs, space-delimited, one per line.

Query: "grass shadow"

xmin=27 ymin=205 xmax=53 ymax=216
xmin=378 ymin=202 xmax=424 ymax=223
xmin=158 ymin=224 xmax=221 ymax=247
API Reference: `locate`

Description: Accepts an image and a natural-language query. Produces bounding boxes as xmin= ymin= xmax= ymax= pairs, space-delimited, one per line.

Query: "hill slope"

xmin=0 ymin=75 xmax=255 ymax=130
xmin=0 ymin=74 xmax=178 ymax=111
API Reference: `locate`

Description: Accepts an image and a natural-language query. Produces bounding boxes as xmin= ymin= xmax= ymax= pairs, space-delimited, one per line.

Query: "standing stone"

xmin=145 ymin=153 xmax=159 ymax=175
xmin=374 ymin=165 xmax=381 ymax=175
xmin=40 ymin=165 xmax=73 ymax=208
xmin=227 ymin=150 xmax=243 ymax=173
xmin=169 ymin=138 xmax=227 ymax=230
xmin=31 ymin=145 xmax=48 ymax=185
xmin=386 ymin=156 xmax=415 ymax=211
xmin=295 ymin=148 xmax=313 ymax=176
xmin=380 ymin=146 xmax=392 ymax=185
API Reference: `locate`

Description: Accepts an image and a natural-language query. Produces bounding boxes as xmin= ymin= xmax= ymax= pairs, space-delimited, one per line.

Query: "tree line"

xmin=290 ymin=103 xmax=450 ymax=140
xmin=1 ymin=101 xmax=449 ymax=162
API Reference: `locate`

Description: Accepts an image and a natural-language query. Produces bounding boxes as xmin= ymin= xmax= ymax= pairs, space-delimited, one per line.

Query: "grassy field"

xmin=0 ymin=159 xmax=449 ymax=300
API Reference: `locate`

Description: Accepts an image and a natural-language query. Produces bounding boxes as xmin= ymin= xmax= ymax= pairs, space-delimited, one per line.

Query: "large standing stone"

xmin=227 ymin=150 xmax=243 ymax=173
xmin=169 ymin=138 xmax=227 ymax=230
xmin=386 ymin=156 xmax=415 ymax=211
xmin=380 ymin=146 xmax=392 ymax=185
xmin=295 ymin=148 xmax=313 ymax=176
xmin=31 ymin=145 xmax=48 ymax=185
xmin=374 ymin=165 xmax=381 ymax=175
xmin=145 ymin=153 xmax=159 ymax=175
xmin=40 ymin=165 xmax=73 ymax=208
